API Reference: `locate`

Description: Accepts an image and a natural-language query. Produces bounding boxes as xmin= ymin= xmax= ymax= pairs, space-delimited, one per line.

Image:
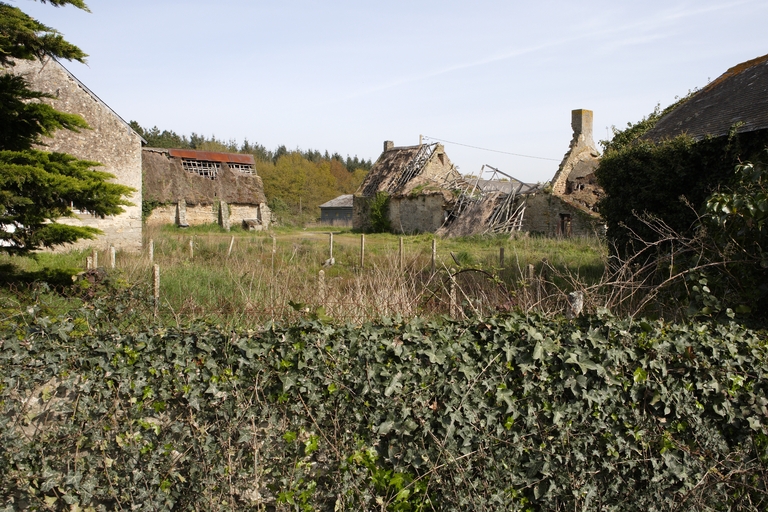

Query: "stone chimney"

xmin=571 ymin=109 xmax=595 ymax=149
xmin=384 ymin=140 xmax=394 ymax=152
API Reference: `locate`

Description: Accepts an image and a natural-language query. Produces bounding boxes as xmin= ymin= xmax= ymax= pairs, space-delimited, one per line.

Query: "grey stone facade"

xmin=8 ymin=57 xmax=144 ymax=251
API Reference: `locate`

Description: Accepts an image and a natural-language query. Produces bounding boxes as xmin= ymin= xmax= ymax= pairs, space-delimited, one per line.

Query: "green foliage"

xmin=597 ymin=112 xmax=768 ymax=253
xmin=368 ymin=191 xmax=391 ymax=233
xmin=0 ymin=74 xmax=89 ymax=151
xmin=698 ymin=157 xmax=768 ymax=319
xmin=0 ymin=1 xmax=88 ymax=66
xmin=1 ymin=0 xmax=135 ymax=253
xmin=1 ymin=303 xmax=767 ymax=510
xmin=0 ymin=150 xmax=134 ymax=252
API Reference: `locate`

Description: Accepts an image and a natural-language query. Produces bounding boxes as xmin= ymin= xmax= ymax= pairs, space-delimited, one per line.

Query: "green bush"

xmin=369 ymin=191 xmax=391 ymax=233
xmin=1 ymin=305 xmax=767 ymax=510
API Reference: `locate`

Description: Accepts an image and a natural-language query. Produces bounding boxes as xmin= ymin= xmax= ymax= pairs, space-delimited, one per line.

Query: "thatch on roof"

xmin=357 ymin=145 xmax=423 ymax=197
xmin=644 ymin=53 xmax=768 ymax=142
xmin=143 ymin=148 xmax=267 ymax=205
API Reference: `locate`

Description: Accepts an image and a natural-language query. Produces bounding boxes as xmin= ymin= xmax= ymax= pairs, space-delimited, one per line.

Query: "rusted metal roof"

xmin=168 ymin=149 xmax=255 ymax=165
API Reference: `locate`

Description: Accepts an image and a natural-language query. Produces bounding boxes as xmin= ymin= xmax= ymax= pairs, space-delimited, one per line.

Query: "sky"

xmin=14 ymin=0 xmax=768 ymax=183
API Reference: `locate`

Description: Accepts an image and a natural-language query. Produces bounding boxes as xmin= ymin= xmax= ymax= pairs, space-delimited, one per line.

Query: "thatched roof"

xmin=357 ymin=145 xmax=423 ymax=197
xmin=143 ymin=148 xmax=267 ymax=205
xmin=644 ymin=53 xmax=768 ymax=142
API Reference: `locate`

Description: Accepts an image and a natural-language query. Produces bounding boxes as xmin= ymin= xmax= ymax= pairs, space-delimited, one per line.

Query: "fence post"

xmin=86 ymin=256 xmax=93 ymax=270
xmin=110 ymin=245 xmax=116 ymax=269
xmin=360 ymin=233 xmax=365 ymax=269
xmin=271 ymin=234 xmax=276 ymax=275
xmin=431 ymin=239 xmax=437 ymax=275
xmin=149 ymin=239 xmax=154 ymax=263
xmin=566 ymin=291 xmax=584 ymax=319
xmin=449 ymin=273 xmax=458 ymax=319
xmin=189 ymin=238 xmax=194 ymax=259
xmin=227 ymin=235 xmax=235 ymax=258
xmin=91 ymin=248 xmax=98 ymax=269
xmin=329 ymin=232 xmax=334 ymax=261
xmin=399 ymin=237 xmax=404 ymax=272
xmin=318 ymin=269 xmax=326 ymax=306
xmin=153 ymin=264 xmax=160 ymax=318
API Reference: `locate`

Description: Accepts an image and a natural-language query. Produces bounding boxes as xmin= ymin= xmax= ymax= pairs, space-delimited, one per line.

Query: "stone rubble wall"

xmin=11 ymin=58 xmax=143 ymax=252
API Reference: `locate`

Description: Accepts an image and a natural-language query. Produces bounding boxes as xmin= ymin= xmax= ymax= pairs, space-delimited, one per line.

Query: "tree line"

xmin=130 ymin=122 xmax=372 ymax=221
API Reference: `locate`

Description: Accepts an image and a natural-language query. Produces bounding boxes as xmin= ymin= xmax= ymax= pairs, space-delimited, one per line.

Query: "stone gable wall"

xmin=11 ymin=58 xmax=143 ymax=252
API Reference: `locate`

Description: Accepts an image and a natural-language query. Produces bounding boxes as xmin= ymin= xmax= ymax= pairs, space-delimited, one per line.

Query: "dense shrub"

xmin=1 ymin=309 xmax=766 ymax=510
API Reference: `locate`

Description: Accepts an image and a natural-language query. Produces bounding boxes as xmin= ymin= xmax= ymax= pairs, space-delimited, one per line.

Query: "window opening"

xmin=228 ymin=163 xmax=254 ymax=174
xmin=559 ymin=213 xmax=572 ymax=237
xmin=182 ymin=159 xmax=220 ymax=179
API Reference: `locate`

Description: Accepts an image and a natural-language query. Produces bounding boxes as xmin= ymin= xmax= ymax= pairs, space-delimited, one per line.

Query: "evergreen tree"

xmin=1 ymin=0 xmax=134 ymax=252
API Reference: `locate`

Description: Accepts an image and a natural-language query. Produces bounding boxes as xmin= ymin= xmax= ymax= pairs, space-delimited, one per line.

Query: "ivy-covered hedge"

xmin=1 ymin=310 xmax=767 ymax=510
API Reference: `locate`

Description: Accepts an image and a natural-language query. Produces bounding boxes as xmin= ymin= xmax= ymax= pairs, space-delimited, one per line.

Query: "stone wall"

xmin=145 ymin=202 xmax=270 ymax=230
xmin=11 ymin=58 xmax=144 ymax=252
xmin=519 ymin=192 xmax=603 ymax=237
xmin=389 ymin=194 xmax=449 ymax=234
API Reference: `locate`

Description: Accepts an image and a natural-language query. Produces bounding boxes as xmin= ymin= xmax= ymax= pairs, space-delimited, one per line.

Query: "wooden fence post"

xmin=189 ymin=238 xmax=194 ymax=259
xmin=110 ymin=245 xmax=116 ymax=269
xmin=271 ymin=234 xmax=276 ymax=275
xmin=91 ymin=248 xmax=98 ymax=269
xmin=149 ymin=239 xmax=154 ymax=263
xmin=227 ymin=235 xmax=235 ymax=258
xmin=318 ymin=269 xmax=326 ymax=306
xmin=153 ymin=264 xmax=160 ymax=318
xmin=360 ymin=233 xmax=365 ymax=269
xmin=431 ymin=239 xmax=437 ymax=275
xmin=86 ymin=256 xmax=93 ymax=270
xmin=329 ymin=232 xmax=334 ymax=261
xmin=449 ymin=274 xmax=458 ymax=319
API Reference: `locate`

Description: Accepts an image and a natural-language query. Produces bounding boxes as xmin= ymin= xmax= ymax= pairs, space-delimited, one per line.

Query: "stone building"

xmin=6 ymin=57 xmax=144 ymax=251
xmin=353 ymin=140 xmax=461 ymax=233
xmin=438 ymin=109 xmax=604 ymax=237
xmin=549 ymin=109 xmax=603 ymax=214
xmin=142 ymin=148 xmax=271 ymax=231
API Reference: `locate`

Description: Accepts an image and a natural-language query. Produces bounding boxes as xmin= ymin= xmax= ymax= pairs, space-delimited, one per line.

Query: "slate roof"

xmin=319 ymin=194 xmax=353 ymax=209
xmin=644 ymin=53 xmax=768 ymax=142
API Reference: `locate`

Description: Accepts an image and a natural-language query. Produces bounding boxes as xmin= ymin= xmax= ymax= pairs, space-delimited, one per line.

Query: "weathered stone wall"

xmin=146 ymin=203 xmax=270 ymax=230
xmin=519 ymin=192 xmax=603 ymax=237
xmin=10 ymin=58 xmax=143 ymax=251
xmin=389 ymin=194 xmax=449 ymax=234
xmin=550 ymin=109 xmax=602 ymax=212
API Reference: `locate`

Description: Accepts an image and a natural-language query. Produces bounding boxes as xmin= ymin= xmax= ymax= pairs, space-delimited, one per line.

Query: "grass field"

xmin=0 ymin=224 xmax=608 ymax=328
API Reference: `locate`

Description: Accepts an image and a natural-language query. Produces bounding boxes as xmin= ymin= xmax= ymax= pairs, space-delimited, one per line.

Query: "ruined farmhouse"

xmin=353 ymin=141 xmax=462 ymax=233
xmin=440 ymin=109 xmax=604 ymax=237
xmin=6 ymin=57 xmax=144 ymax=251
xmin=142 ymin=149 xmax=271 ymax=231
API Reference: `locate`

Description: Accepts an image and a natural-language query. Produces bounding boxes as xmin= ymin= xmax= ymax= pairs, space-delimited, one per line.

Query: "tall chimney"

xmin=571 ymin=109 xmax=595 ymax=148
xmin=384 ymin=140 xmax=394 ymax=152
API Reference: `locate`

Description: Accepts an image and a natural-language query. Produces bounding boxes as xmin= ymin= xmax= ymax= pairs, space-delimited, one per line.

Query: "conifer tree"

xmin=0 ymin=0 xmax=134 ymax=253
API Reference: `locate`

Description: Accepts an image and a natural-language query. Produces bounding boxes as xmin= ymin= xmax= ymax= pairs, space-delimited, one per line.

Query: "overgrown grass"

xmin=1 ymin=225 xmax=608 ymax=328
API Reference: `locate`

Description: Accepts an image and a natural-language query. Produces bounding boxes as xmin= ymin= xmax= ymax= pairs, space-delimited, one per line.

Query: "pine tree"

xmin=0 ymin=0 xmax=134 ymax=252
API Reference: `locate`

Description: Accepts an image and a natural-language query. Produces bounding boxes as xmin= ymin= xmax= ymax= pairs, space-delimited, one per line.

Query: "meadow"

xmin=0 ymin=224 xmax=607 ymax=328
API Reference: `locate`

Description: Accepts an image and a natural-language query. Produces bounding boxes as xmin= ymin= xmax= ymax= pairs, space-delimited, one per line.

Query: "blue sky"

xmin=16 ymin=0 xmax=768 ymax=182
